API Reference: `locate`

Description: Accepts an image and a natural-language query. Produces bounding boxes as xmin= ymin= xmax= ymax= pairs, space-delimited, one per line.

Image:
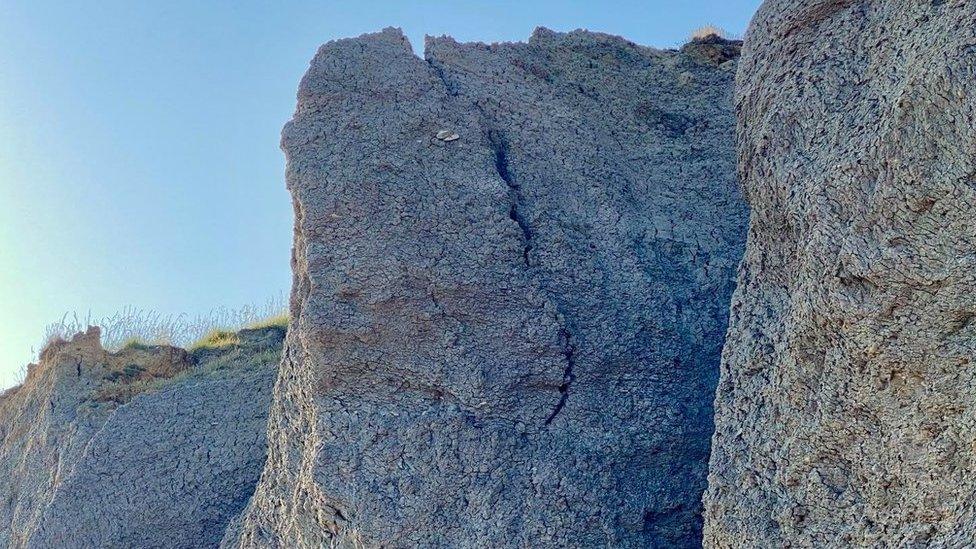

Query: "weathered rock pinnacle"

xmin=229 ymin=27 xmax=747 ymax=548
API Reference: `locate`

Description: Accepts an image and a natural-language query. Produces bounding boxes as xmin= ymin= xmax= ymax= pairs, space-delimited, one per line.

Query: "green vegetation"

xmin=94 ymin=345 xmax=281 ymax=404
xmin=189 ymin=329 xmax=241 ymax=352
xmin=188 ymin=311 xmax=289 ymax=352
xmin=20 ymin=302 xmax=290 ymax=404
xmin=42 ymin=296 xmax=287 ymax=353
xmin=245 ymin=313 xmax=289 ymax=330
xmin=31 ymin=304 xmax=290 ymax=404
xmin=105 ymin=363 xmax=146 ymax=383
xmin=120 ymin=337 xmax=152 ymax=351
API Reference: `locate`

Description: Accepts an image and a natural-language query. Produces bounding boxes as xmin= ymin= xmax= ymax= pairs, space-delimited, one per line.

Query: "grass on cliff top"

xmin=690 ymin=25 xmax=728 ymax=40
xmin=245 ymin=312 xmax=289 ymax=331
xmin=188 ymin=329 xmax=241 ymax=352
xmin=8 ymin=300 xmax=289 ymax=397
xmin=120 ymin=337 xmax=153 ymax=351
xmin=94 ymin=346 xmax=281 ymax=405
xmin=118 ymin=312 xmax=289 ymax=354
xmin=188 ymin=311 xmax=289 ymax=352
xmin=40 ymin=296 xmax=287 ymax=355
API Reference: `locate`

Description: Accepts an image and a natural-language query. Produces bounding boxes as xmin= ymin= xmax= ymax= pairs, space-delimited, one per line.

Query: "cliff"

xmin=0 ymin=326 xmax=282 ymax=548
xmin=703 ymin=1 xmax=976 ymax=546
xmin=227 ymin=27 xmax=747 ymax=547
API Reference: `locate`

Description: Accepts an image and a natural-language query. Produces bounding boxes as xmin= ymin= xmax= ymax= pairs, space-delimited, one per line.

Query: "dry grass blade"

xmin=41 ymin=294 xmax=287 ymax=353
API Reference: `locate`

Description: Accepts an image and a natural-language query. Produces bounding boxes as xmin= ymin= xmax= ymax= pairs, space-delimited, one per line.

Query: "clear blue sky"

xmin=0 ymin=0 xmax=761 ymax=388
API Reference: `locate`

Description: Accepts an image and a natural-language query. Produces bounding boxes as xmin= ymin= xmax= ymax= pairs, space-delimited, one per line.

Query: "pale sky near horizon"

xmin=0 ymin=0 xmax=762 ymax=389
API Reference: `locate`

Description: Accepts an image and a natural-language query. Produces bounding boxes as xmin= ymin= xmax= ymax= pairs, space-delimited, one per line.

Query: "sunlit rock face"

xmin=0 ymin=327 xmax=280 ymax=549
xmin=703 ymin=1 xmax=976 ymax=546
xmin=230 ymin=27 xmax=746 ymax=548
xmin=0 ymin=329 xmax=130 ymax=548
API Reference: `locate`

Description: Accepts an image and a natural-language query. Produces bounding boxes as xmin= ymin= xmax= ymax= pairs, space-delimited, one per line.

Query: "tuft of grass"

xmin=94 ymin=343 xmax=282 ymax=404
xmin=690 ymin=25 xmax=727 ymax=40
xmin=120 ymin=337 xmax=153 ymax=352
xmin=189 ymin=329 xmax=241 ymax=352
xmin=104 ymin=363 xmax=146 ymax=383
xmin=245 ymin=313 xmax=289 ymax=331
xmin=95 ymin=372 xmax=188 ymax=404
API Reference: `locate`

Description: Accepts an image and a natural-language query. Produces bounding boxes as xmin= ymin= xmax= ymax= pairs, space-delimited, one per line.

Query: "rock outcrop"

xmin=230 ymin=28 xmax=747 ymax=547
xmin=704 ymin=1 xmax=976 ymax=546
xmin=1 ymin=328 xmax=137 ymax=547
xmin=0 ymin=326 xmax=282 ymax=548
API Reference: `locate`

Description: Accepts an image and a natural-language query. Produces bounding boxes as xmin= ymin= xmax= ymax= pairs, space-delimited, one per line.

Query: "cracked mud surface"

xmin=0 ymin=327 xmax=280 ymax=549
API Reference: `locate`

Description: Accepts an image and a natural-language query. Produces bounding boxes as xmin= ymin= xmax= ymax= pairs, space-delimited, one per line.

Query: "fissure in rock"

xmin=486 ymin=129 xmax=533 ymax=266
xmin=544 ymin=327 xmax=577 ymax=425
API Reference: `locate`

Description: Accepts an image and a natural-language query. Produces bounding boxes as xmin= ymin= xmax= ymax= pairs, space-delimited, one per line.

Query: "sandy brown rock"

xmin=703 ymin=1 xmax=976 ymax=546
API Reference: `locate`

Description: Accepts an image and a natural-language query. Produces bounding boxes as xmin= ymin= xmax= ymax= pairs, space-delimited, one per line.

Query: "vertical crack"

xmin=479 ymin=111 xmax=575 ymax=426
xmin=487 ymin=129 xmax=533 ymax=267
xmin=428 ymin=58 xmax=574 ymax=425
xmin=544 ymin=327 xmax=577 ymax=425
xmin=429 ymin=61 xmax=458 ymax=98
xmin=428 ymin=58 xmax=532 ymax=266
xmin=483 ymin=117 xmax=575 ymax=425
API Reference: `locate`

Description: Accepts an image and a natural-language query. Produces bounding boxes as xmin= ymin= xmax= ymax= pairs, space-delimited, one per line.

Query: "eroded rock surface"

xmin=0 ymin=328 xmax=136 ymax=548
xmin=230 ymin=27 xmax=746 ymax=548
xmin=0 ymin=326 xmax=281 ymax=548
xmin=704 ymin=1 xmax=976 ymax=546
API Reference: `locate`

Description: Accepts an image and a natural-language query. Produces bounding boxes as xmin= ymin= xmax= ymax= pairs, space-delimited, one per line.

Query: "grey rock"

xmin=703 ymin=1 xmax=976 ymax=546
xmin=0 ymin=327 xmax=282 ymax=548
xmin=435 ymin=129 xmax=459 ymax=141
xmin=28 ymin=361 xmax=275 ymax=548
xmin=0 ymin=329 xmax=122 ymax=548
xmin=229 ymin=27 xmax=746 ymax=548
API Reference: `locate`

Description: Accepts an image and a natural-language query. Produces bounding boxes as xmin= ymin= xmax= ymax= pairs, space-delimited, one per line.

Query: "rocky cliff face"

xmin=704 ymin=1 xmax=976 ymax=546
xmin=0 ymin=326 xmax=281 ymax=548
xmin=0 ymin=329 xmax=138 ymax=547
xmin=229 ymin=28 xmax=747 ymax=548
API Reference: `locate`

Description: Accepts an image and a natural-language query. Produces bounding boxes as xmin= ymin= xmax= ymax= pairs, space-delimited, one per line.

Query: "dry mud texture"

xmin=229 ymin=28 xmax=747 ymax=548
xmin=704 ymin=1 xmax=976 ymax=547
xmin=0 ymin=327 xmax=280 ymax=548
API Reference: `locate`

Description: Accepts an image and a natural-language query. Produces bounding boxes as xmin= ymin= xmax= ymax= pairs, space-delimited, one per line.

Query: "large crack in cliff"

xmin=429 ymin=58 xmax=580 ymax=426
xmin=429 ymin=58 xmax=534 ymax=268
xmin=486 ymin=128 xmax=533 ymax=267
xmin=473 ymin=111 xmax=577 ymax=425
xmin=476 ymin=109 xmax=577 ymax=425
